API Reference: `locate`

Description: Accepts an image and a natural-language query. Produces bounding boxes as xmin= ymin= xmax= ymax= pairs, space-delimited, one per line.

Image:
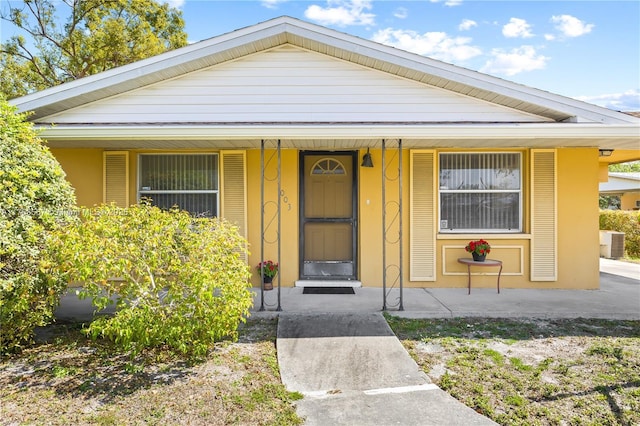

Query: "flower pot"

xmin=472 ymin=253 xmax=486 ymax=262
xmin=262 ymin=276 xmax=273 ymax=291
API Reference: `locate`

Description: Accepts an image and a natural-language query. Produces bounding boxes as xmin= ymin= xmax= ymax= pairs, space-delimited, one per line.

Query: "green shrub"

xmin=0 ymin=98 xmax=76 ymax=355
xmin=49 ymin=203 xmax=253 ymax=358
xmin=599 ymin=210 xmax=640 ymax=258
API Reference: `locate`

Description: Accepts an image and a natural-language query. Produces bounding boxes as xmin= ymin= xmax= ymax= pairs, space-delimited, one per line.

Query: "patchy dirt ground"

xmin=389 ymin=317 xmax=640 ymax=426
xmin=0 ymin=319 xmax=302 ymax=426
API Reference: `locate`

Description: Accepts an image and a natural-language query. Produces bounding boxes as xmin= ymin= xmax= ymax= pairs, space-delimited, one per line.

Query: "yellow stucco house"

xmin=10 ymin=17 xmax=640 ymax=298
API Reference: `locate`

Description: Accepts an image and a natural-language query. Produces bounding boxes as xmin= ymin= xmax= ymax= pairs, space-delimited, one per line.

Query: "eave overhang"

xmin=36 ymin=122 xmax=640 ymax=150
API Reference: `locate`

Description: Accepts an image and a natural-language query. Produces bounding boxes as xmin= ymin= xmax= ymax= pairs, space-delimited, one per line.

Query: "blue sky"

xmin=2 ymin=0 xmax=639 ymax=111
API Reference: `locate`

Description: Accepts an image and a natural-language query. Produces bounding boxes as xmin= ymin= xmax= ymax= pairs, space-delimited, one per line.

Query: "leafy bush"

xmin=49 ymin=203 xmax=253 ymax=358
xmin=599 ymin=209 xmax=640 ymax=258
xmin=0 ymin=98 xmax=76 ymax=354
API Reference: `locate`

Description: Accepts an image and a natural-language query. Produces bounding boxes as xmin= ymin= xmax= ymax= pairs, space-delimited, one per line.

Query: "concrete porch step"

xmin=294 ymin=280 xmax=362 ymax=288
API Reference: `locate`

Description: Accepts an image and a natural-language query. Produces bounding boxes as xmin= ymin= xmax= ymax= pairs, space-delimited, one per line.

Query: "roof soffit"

xmin=33 ymin=122 xmax=640 ymax=150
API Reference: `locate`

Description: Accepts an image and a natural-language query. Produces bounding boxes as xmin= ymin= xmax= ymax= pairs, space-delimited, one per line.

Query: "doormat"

xmin=303 ymin=287 xmax=356 ymax=295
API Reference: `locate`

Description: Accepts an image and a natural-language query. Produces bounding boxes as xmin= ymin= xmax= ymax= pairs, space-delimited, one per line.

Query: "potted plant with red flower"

xmin=465 ymin=239 xmax=491 ymax=262
xmin=257 ymin=260 xmax=278 ymax=290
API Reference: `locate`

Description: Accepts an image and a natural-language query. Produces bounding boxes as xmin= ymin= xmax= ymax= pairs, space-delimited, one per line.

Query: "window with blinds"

xmin=139 ymin=154 xmax=219 ymax=217
xmin=439 ymin=152 xmax=521 ymax=232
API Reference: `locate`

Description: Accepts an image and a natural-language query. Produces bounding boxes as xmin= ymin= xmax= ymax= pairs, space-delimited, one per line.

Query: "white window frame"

xmin=438 ymin=151 xmax=522 ymax=233
xmin=137 ymin=153 xmax=220 ymax=217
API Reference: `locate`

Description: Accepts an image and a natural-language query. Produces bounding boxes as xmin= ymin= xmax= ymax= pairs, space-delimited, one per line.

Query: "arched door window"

xmin=310 ymin=158 xmax=346 ymax=175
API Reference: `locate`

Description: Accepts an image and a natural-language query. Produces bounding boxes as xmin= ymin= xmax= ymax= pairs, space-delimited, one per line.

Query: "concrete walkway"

xmin=277 ymin=313 xmax=497 ymax=425
xmin=600 ymin=257 xmax=640 ymax=281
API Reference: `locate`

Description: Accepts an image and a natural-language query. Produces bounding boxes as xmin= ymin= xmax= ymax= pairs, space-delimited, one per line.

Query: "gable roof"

xmin=9 ymin=15 xmax=640 ymax=149
xmin=13 ymin=16 xmax=637 ymax=124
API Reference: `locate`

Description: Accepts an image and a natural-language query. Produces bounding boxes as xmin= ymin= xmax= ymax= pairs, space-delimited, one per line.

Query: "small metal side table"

xmin=457 ymin=258 xmax=503 ymax=294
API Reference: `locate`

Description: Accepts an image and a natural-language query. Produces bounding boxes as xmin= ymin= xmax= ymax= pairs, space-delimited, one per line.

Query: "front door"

xmin=300 ymin=152 xmax=357 ymax=280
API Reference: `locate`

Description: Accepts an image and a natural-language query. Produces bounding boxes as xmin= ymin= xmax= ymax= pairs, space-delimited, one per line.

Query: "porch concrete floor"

xmin=253 ymin=259 xmax=639 ymax=320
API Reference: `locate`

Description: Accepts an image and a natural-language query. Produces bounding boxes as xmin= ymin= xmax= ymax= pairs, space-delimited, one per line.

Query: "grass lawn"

xmin=387 ymin=316 xmax=640 ymax=426
xmin=0 ymin=318 xmax=303 ymax=426
xmin=2 ymin=316 xmax=639 ymax=425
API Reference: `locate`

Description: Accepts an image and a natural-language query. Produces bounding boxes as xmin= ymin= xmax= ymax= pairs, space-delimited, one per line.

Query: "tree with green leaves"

xmin=609 ymin=161 xmax=640 ymax=173
xmin=0 ymin=96 xmax=76 ymax=354
xmin=1 ymin=0 xmax=188 ymax=99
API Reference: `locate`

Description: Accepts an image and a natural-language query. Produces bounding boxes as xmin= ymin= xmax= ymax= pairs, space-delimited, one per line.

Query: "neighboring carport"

xmin=599 ymin=172 xmax=640 ymax=210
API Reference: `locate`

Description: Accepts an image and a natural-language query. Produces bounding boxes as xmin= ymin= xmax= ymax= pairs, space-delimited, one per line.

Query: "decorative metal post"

xmin=259 ymin=139 xmax=282 ymax=311
xmin=277 ymin=140 xmax=282 ymax=311
xmin=260 ymin=140 xmax=266 ymax=311
xmin=398 ymin=139 xmax=404 ymax=311
xmin=382 ymin=139 xmax=404 ymax=311
xmin=382 ymin=141 xmax=387 ymax=310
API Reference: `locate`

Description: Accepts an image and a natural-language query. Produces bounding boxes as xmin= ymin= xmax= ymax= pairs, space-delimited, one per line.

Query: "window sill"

xmin=437 ymin=233 xmax=532 ymax=240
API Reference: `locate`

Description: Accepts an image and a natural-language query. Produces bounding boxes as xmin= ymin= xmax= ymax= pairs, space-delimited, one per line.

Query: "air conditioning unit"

xmin=599 ymin=231 xmax=625 ymax=259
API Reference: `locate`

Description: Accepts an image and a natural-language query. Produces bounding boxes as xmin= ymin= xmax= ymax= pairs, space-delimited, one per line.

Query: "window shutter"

xmin=221 ymin=151 xmax=248 ymax=261
xmin=530 ymin=149 xmax=557 ymax=281
xmin=103 ymin=151 xmax=129 ymax=207
xmin=410 ymin=150 xmax=436 ymax=281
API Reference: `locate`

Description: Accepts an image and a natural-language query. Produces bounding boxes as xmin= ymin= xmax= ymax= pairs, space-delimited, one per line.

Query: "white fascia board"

xmin=609 ymin=173 xmax=640 ymax=181
xmin=600 ymin=180 xmax=640 ymax=193
xmin=37 ymin=123 xmax=640 ymax=141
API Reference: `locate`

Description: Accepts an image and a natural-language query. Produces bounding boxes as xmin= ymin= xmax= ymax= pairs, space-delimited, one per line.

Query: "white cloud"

xmin=304 ymin=0 xmax=375 ymax=27
xmin=502 ymin=18 xmax=534 ymax=38
xmin=162 ymin=0 xmax=185 ymax=9
xmin=551 ymin=15 xmax=594 ymax=37
xmin=430 ymin=0 xmax=463 ymax=6
xmin=459 ymin=19 xmax=477 ymax=31
xmin=575 ymin=89 xmax=640 ymax=111
xmin=372 ymin=28 xmax=482 ymax=63
xmin=261 ymin=0 xmax=288 ymax=9
xmin=544 ymin=34 xmax=555 ymax=41
xmin=393 ymin=7 xmax=408 ymax=19
xmin=481 ymin=45 xmax=549 ymax=76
